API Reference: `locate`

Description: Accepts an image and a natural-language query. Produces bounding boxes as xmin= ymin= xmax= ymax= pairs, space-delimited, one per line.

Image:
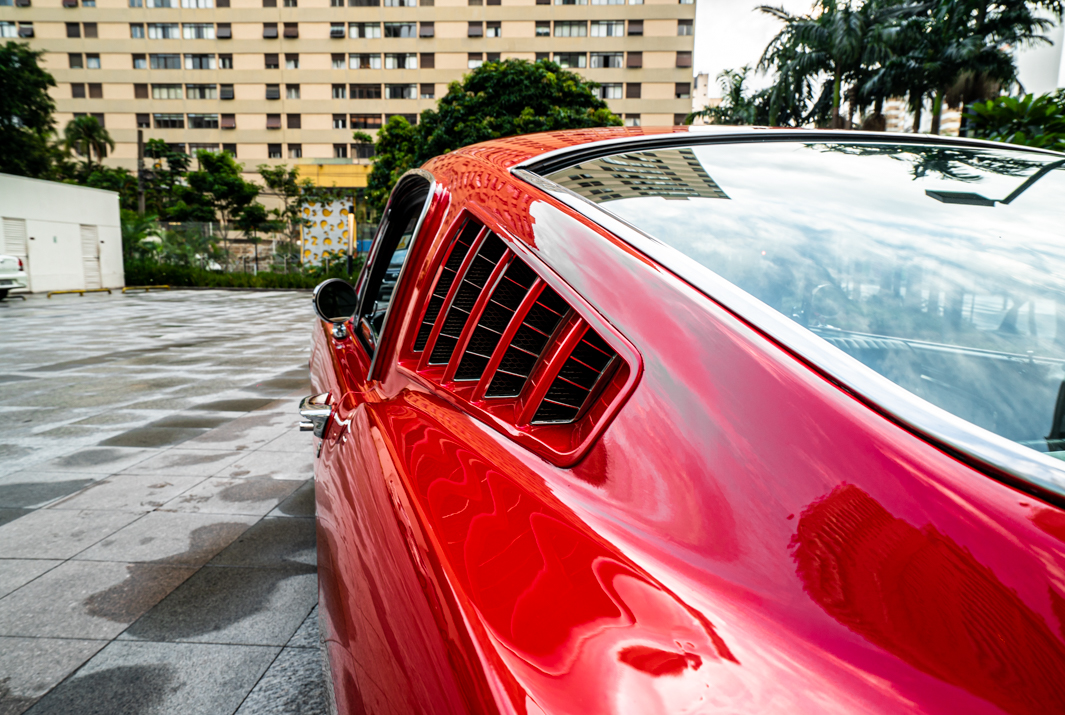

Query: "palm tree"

xmin=63 ymin=115 xmax=114 ymax=169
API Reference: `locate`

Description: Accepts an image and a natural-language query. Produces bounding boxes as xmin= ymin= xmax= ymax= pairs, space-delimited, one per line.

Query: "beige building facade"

xmin=2 ymin=0 xmax=696 ymax=179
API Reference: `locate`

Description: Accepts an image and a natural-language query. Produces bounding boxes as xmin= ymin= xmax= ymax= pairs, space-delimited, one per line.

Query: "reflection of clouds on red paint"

xmin=792 ymin=483 xmax=1065 ymax=715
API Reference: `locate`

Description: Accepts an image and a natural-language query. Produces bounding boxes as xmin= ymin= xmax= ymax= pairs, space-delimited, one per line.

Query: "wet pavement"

xmin=0 ymin=290 xmax=328 ymax=715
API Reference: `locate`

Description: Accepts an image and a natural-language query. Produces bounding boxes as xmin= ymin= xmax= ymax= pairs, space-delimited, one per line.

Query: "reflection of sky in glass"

xmin=546 ymin=142 xmax=1065 ymax=454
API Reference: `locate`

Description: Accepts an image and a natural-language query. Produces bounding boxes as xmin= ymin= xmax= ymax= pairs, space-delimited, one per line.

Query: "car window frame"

xmin=354 ymin=170 xmax=435 ymax=375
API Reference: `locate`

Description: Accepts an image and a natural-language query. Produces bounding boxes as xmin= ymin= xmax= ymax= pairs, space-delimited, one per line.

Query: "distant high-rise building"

xmin=1 ymin=0 xmax=696 ymax=183
xmin=551 ymin=148 xmax=729 ymax=202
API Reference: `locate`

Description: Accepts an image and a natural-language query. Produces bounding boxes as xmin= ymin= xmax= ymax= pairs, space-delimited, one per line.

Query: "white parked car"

xmin=0 ymin=255 xmax=27 ymax=300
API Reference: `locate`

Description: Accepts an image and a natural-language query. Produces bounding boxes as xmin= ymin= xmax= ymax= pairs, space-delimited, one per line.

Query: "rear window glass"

xmin=546 ymin=142 xmax=1065 ymax=458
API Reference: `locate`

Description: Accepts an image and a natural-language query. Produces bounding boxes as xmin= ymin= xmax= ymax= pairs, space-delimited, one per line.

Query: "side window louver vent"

xmin=455 ymin=259 xmax=538 ymax=381
xmin=533 ymin=331 xmax=617 ymax=424
xmin=414 ymin=221 xmax=480 ymax=351
xmin=485 ymin=286 xmax=568 ymax=397
xmin=429 ymin=232 xmax=507 ymax=364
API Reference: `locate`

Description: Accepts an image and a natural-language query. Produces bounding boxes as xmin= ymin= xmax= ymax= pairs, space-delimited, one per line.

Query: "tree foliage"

xmin=169 ymin=151 xmax=260 ymax=243
xmin=0 ymin=42 xmax=57 ymax=178
xmin=967 ymin=91 xmax=1065 ymax=151
xmin=364 ymin=59 xmax=621 ymax=212
xmin=63 ymin=115 xmax=114 ymax=169
xmin=688 ymin=67 xmax=770 ymax=126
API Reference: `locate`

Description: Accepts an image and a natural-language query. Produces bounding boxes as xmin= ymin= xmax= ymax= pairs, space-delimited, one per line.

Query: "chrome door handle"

xmin=299 ymin=393 xmax=332 ymax=438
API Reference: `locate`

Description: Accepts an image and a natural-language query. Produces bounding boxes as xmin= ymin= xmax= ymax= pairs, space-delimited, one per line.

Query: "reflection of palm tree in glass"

xmin=812 ymin=142 xmax=1047 ymax=183
xmin=792 ymin=484 xmax=1065 ymax=715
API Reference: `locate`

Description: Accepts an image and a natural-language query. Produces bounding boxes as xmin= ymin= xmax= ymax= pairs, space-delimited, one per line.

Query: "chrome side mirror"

xmin=313 ymin=279 xmax=358 ymax=340
xmin=299 ymin=393 xmax=332 ymax=437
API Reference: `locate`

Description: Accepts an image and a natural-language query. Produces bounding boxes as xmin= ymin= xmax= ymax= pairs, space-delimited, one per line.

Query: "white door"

xmin=81 ymin=225 xmax=101 ymax=290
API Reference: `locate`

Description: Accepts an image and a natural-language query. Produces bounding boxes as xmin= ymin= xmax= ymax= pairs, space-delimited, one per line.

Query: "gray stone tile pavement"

xmin=0 ymin=290 xmax=328 ymax=715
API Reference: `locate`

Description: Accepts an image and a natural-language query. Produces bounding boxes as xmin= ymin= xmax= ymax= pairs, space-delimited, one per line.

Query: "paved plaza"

xmin=0 ymin=289 xmax=328 ymax=715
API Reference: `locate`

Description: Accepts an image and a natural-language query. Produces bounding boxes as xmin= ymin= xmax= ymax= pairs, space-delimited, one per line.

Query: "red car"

xmin=303 ymin=127 xmax=1065 ymax=715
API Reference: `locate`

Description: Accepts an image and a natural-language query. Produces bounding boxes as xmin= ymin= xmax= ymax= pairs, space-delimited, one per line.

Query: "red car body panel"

xmin=310 ymin=128 xmax=1065 ymax=715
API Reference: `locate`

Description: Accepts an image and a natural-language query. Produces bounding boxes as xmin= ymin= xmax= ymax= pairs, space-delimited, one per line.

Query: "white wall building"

xmin=0 ymin=174 xmax=124 ymax=294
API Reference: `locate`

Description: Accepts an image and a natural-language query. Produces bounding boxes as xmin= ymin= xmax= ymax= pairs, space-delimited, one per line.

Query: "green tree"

xmin=143 ymin=139 xmax=192 ymax=219
xmin=364 ymin=59 xmax=621 ymax=212
xmin=234 ymin=202 xmax=276 ymax=272
xmin=170 ymin=150 xmax=261 ymax=250
xmin=63 ymin=115 xmax=114 ymax=169
xmin=688 ymin=67 xmax=769 ymax=125
xmin=0 ymin=42 xmax=57 ymax=178
xmin=258 ymin=163 xmax=312 ymax=251
xmin=967 ymin=91 xmax=1065 ymax=151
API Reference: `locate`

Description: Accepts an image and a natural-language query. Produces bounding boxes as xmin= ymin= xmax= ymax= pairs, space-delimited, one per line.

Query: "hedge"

xmin=124 ymin=259 xmax=364 ymax=290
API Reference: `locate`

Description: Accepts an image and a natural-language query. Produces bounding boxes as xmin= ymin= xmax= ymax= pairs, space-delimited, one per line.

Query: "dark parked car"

xmin=303 ymin=127 xmax=1065 ymax=715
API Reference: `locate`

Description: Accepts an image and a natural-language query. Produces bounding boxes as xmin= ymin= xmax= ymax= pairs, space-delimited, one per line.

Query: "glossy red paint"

xmin=310 ymin=128 xmax=1065 ymax=714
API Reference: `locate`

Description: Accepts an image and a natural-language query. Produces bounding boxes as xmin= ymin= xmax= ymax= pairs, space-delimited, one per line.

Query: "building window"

xmin=130 ymin=23 xmax=144 ymax=39
xmin=153 ymin=113 xmax=184 ymax=129
xmin=136 ymin=113 xmax=150 ymax=128
xmin=351 ymin=83 xmax=381 ymax=99
xmin=129 ymin=0 xmax=143 ymax=6
xmin=626 ymin=82 xmax=640 ymax=99
xmin=263 ymin=22 xmax=278 ymax=38
xmin=266 ymin=84 xmax=280 ymax=100
xmin=288 ymin=145 xmax=302 ymax=159
xmin=149 ymin=0 xmax=176 ymax=6
xmin=147 ymin=23 xmax=179 ymax=39
xmin=597 ymin=82 xmax=622 ymax=99
xmin=16 ymin=22 xmax=33 ymax=38
xmin=266 ymin=114 xmax=282 ymax=129
xmin=334 ymin=144 xmax=347 ymax=159
xmin=223 ymin=143 xmax=237 ymax=155
xmin=150 ymin=54 xmax=180 ymax=69
xmin=420 ymin=52 xmax=434 ymax=68
xmin=350 ymin=22 xmax=380 ymax=38
xmin=331 ymin=53 xmax=344 ymax=69
xmin=188 ymin=144 xmax=218 ymax=153
xmin=68 ymin=53 xmax=83 ymax=69
xmin=188 ymin=113 xmax=219 ymax=129
xmin=217 ymin=23 xmax=231 ymax=39
xmin=673 ymin=113 xmax=688 ymax=125
xmin=183 ymin=23 xmax=214 ymax=40
xmin=66 ymin=22 xmax=80 ymax=38
xmin=133 ymin=54 xmax=147 ymax=69
xmin=351 ymin=114 xmax=383 ymax=129
xmin=350 ymin=0 xmax=380 ymax=5
xmin=419 ymin=21 xmax=433 ymax=37
xmin=383 ymin=0 xmax=414 ymax=5
xmin=331 ymin=23 xmax=345 ymax=38
xmin=385 ymin=83 xmax=417 ymax=99
xmin=286 ymin=84 xmax=300 ymax=99
xmin=679 ymin=0 xmax=693 ymax=4
xmin=554 ymin=52 xmax=586 ymax=68
xmin=386 ymin=113 xmax=417 ymax=125
xmin=332 ymin=114 xmax=347 ymax=129
xmin=284 ymin=0 xmax=296 ymax=5
xmin=268 ymin=144 xmax=282 ymax=158
xmin=285 ymin=54 xmax=299 ymax=70
xmin=385 ymin=53 xmax=417 ymax=69
xmin=287 ymin=114 xmax=300 ymax=129
xmin=350 ymin=53 xmax=382 ymax=70
xmin=555 ymin=0 xmax=586 ymax=3
xmin=469 ymin=0 xmax=481 ymax=5
xmin=468 ymin=22 xmax=482 ymax=38
xmin=187 ymin=83 xmax=217 ymax=99
xmin=83 ymin=22 xmax=97 ymax=38
xmin=152 ymin=84 xmax=182 ymax=99
xmin=0 ymin=23 xmax=16 ymax=39
xmin=185 ymin=54 xmax=216 ymax=70
xmin=626 ymin=51 xmax=642 ymax=68
xmin=71 ymin=83 xmax=86 ymax=99
xmin=554 ymin=21 xmax=586 ymax=37
xmin=590 ymin=52 xmax=622 ymax=68
xmin=87 ymin=83 xmax=102 ymax=98
xmin=624 ymin=114 xmax=640 ymax=127
xmin=486 ymin=52 xmax=500 ymax=62
xmin=535 ymin=21 xmax=550 ymax=37
xmin=675 ymin=82 xmax=690 ymax=99
xmin=182 ymin=0 xmax=213 ymax=6
xmin=628 ymin=20 xmax=643 ymax=36
xmin=134 ymin=83 xmax=148 ymax=98
xmin=467 ymin=52 xmax=482 ymax=70
xmin=420 ymin=83 xmax=434 ymax=99
xmin=265 ymin=53 xmax=279 ymax=69
xmin=219 ymin=54 xmax=233 ymax=69
xmin=332 ymin=84 xmax=346 ymax=99
xmin=535 ymin=52 xmax=549 ymax=61
xmin=676 ymin=51 xmax=692 ymax=68
xmin=385 ymin=22 xmax=415 ymax=38
xmin=678 ymin=19 xmax=693 ymax=36
xmin=486 ymin=21 xmax=500 ymax=37
xmin=353 ymin=143 xmax=375 ymax=159
xmin=283 ymin=23 xmax=298 ymax=38
xmin=330 ymin=0 xmax=342 ymax=6
xmin=590 ymin=20 xmax=623 ymax=37
xmin=220 ymin=84 xmax=234 ymax=99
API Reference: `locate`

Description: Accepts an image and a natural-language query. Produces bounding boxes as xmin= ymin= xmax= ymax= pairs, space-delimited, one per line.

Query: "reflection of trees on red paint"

xmin=791 ymin=484 xmax=1065 ymax=715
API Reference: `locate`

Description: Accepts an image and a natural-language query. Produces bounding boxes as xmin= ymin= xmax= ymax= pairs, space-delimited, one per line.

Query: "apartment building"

xmin=0 ymin=0 xmax=696 ymax=178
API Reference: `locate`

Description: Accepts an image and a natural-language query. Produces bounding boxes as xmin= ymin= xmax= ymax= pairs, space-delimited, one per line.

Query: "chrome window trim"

xmin=365 ymin=168 xmax=437 ymax=381
xmin=510 ymin=141 xmax=1065 ymax=503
